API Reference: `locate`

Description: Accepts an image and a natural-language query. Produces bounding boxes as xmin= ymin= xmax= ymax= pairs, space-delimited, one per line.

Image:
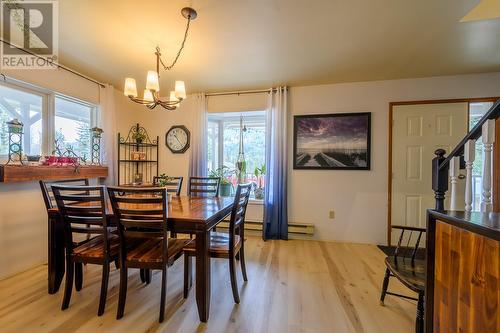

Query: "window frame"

xmin=0 ymin=78 xmax=99 ymax=161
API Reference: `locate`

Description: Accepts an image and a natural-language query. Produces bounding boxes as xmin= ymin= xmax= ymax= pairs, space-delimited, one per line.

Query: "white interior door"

xmin=391 ymin=102 xmax=468 ymax=244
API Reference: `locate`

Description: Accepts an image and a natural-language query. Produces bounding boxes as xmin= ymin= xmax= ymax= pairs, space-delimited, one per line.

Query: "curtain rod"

xmin=205 ymin=87 xmax=287 ymax=97
xmin=0 ymin=39 xmax=106 ymax=88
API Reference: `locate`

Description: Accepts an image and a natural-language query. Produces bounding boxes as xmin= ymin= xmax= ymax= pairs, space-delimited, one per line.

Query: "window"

xmin=0 ymin=83 xmax=44 ymax=157
xmin=207 ymin=111 xmax=266 ymax=194
xmin=0 ymin=80 xmax=98 ymax=162
xmin=55 ymin=96 xmax=96 ymax=159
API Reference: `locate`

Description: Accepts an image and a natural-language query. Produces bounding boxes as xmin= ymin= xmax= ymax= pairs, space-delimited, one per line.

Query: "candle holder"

xmin=90 ymin=127 xmax=103 ymax=165
xmin=5 ymin=119 xmax=24 ymax=165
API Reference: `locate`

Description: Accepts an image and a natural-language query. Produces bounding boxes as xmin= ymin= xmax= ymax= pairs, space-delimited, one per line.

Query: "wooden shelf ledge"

xmin=0 ymin=164 xmax=108 ymax=183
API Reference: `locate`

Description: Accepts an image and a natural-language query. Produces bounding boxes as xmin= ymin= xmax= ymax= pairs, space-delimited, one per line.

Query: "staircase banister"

xmin=439 ymin=98 xmax=500 ymax=171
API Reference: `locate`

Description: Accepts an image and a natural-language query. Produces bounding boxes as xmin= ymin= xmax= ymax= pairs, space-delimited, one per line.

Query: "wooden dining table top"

xmin=48 ymin=195 xmax=235 ymax=226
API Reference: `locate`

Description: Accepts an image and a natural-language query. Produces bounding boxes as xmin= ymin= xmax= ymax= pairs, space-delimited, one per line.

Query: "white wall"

xmin=288 ymin=72 xmax=500 ymax=244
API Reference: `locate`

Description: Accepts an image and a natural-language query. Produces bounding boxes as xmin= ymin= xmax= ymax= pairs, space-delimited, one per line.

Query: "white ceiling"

xmin=55 ymin=0 xmax=500 ymax=93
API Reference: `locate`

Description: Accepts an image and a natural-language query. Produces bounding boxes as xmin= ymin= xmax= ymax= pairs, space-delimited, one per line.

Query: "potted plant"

xmin=156 ymin=173 xmax=173 ymax=187
xmin=209 ymin=166 xmax=234 ymax=197
xmin=253 ymin=164 xmax=266 ymax=200
xmin=132 ymin=131 xmax=146 ymax=144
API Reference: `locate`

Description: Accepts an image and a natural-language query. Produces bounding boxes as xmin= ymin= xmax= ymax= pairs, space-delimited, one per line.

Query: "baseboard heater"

xmin=217 ymin=219 xmax=315 ymax=236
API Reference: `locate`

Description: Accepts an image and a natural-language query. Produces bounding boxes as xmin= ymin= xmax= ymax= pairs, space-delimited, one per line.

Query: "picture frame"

xmin=293 ymin=112 xmax=371 ymax=170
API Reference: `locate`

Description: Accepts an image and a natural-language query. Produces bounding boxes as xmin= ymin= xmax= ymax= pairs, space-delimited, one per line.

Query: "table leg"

xmin=48 ymin=216 xmax=65 ymax=294
xmin=195 ymin=230 xmax=211 ymax=322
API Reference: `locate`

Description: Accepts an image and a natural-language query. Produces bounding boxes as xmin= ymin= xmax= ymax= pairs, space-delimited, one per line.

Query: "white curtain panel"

xmin=263 ymin=86 xmax=288 ymax=240
xmin=189 ymin=93 xmax=208 ymax=178
xmin=99 ymin=84 xmax=117 ymax=185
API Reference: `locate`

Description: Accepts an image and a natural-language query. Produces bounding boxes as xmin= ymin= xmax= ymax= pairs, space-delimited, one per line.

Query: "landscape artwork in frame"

xmin=293 ymin=112 xmax=371 ymax=170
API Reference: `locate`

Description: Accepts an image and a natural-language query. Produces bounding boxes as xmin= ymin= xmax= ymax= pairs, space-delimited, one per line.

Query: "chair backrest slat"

xmin=152 ymin=176 xmax=184 ymax=196
xmin=391 ymin=225 xmax=426 ymax=263
xmin=39 ymin=178 xmax=89 ymax=210
xmin=107 ymin=186 xmax=170 ymax=264
xmin=188 ymin=177 xmax=220 ymax=197
xmin=52 ymin=184 xmax=109 ymax=258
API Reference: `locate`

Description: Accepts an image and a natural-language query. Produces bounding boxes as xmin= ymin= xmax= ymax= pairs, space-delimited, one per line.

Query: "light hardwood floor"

xmin=0 ymin=237 xmax=416 ymax=333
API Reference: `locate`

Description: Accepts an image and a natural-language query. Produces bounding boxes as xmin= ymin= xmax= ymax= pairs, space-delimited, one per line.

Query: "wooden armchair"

xmin=380 ymin=225 xmax=426 ymax=333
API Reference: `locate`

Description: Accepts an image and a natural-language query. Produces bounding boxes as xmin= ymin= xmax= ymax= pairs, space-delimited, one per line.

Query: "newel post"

xmin=432 ymin=149 xmax=448 ymax=211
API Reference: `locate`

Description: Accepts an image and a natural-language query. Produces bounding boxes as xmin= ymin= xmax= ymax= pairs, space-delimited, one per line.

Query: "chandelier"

xmin=123 ymin=7 xmax=197 ymax=110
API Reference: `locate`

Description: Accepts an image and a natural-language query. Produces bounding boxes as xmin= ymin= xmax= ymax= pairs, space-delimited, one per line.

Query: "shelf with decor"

xmin=118 ymin=123 xmax=159 ymax=185
xmin=0 ymin=164 xmax=108 ymax=183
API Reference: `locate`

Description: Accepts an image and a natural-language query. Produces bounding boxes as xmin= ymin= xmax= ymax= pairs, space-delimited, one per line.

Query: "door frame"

xmin=387 ymin=97 xmax=499 ymax=245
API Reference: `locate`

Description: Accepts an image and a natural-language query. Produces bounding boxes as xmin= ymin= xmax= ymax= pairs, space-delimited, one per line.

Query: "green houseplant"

xmin=156 ymin=174 xmax=174 ymax=187
xmin=253 ymin=164 xmax=266 ymax=200
xmin=209 ymin=166 xmax=233 ymax=197
xmin=132 ymin=131 xmax=146 ymax=143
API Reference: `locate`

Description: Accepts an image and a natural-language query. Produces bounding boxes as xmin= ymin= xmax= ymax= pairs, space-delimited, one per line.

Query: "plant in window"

xmin=209 ymin=166 xmax=234 ymax=197
xmin=253 ymin=164 xmax=266 ymax=200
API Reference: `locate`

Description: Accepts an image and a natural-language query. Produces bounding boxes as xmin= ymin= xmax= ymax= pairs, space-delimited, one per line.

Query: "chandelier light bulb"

xmin=146 ymin=71 xmax=160 ymax=92
xmin=124 ymin=78 xmax=138 ymax=97
xmin=175 ymin=81 xmax=186 ymax=100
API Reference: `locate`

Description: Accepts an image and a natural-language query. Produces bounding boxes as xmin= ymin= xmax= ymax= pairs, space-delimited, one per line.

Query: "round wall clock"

xmin=166 ymin=125 xmax=190 ymax=153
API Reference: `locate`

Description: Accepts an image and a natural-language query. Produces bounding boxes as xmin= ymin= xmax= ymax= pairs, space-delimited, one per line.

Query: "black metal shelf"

xmin=118 ymin=123 xmax=159 ymax=185
xmin=119 ymin=142 xmax=158 ymax=148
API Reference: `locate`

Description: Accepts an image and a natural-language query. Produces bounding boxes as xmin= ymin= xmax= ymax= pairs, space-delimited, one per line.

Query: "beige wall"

xmin=0 ymin=70 xmax=137 ymax=280
xmin=2 ymin=70 xmax=500 ymax=280
xmin=288 ymin=72 xmax=500 ymax=244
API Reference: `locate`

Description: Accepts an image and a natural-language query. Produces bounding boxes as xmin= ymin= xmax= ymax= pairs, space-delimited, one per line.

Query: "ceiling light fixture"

xmin=123 ymin=7 xmax=197 ymax=110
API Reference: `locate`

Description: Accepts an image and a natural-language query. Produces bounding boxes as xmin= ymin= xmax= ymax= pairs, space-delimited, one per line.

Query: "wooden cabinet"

xmin=427 ymin=211 xmax=500 ymax=333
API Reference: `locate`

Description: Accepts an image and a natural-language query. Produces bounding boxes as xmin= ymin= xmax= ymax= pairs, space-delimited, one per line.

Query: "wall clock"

xmin=166 ymin=125 xmax=190 ymax=153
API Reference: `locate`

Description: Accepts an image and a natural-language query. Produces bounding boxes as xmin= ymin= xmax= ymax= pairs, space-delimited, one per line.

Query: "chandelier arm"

xmin=158 ymin=17 xmax=191 ymax=71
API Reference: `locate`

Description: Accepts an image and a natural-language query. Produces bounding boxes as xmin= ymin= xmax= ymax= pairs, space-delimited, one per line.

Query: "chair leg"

xmin=183 ymin=254 xmax=192 ymax=298
xmin=97 ymin=262 xmax=110 ymax=316
xmin=117 ymin=265 xmax=128 ymax=319
xmin=145 ymin=269 xmax=152 ymax=284
xmin=380 ymin=268 xmax=391 ymax=305
xmin=75 ymin=262 xmax=83 ymax=291
xmin=229 ymin=257 xmax=240 ymax=304
xmin=159 ymin=268 xmax=167 ymax=323
xmin=239 ymin=247 xmax=248 ymax=282
xmin=139 ymin=269 xmax=145 ymax=283
xmin=416 ymin=292 xmax=424 ymax=333
xmin=61 ymin=258 xmax=74 ymax=310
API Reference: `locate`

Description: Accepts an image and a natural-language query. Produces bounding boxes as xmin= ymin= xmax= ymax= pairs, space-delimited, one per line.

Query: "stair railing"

xmin=432 ymin=99 xmax=500 ymax=212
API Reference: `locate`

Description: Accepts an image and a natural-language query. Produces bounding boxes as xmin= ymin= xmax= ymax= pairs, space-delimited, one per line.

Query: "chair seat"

xmin=127 ymin=238 xmax=192 ymax=266
xmin=73 ymin=233 xmax=120 ymax=259
xmin=184 ymin=232 xmax=242 ymax=255
xmin=384 ymin=256 xmax=426 ymax=293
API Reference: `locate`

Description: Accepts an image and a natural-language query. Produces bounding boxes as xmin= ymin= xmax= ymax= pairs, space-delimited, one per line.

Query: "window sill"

xmin=0 ymin=164 xmax=108 ymax=183
xmin=248 ymin=199 xmax=264 ymax=205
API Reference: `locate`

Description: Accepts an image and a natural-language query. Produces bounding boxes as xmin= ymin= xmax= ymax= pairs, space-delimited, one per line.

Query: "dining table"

xmin=47 ymin=195 xmax=234 ymax=322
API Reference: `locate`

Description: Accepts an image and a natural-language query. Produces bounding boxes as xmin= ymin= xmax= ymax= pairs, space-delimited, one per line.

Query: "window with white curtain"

xmin=0 ymin=80 xmax=98 ymax=161
xmin=207 ymin=111 xmax=266 ymax=191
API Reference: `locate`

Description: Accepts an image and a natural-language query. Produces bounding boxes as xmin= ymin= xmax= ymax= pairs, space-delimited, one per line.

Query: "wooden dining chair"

xmin=183 ymin=183 xmax=252 ymax=303
xmin=152 ymin=176 xmax=184 ymax=196
xmin=39 ymin=179 xmax=89 ymax=294
xmin=107 ymin=186 xmax=191 ymax=323
xmin=52 ymin=184 xmax=117 ymax=316
xmin=188 ymin=177 xmax=220 ymax=197
xmin=380 ymin=225 xmax=426 ymax=333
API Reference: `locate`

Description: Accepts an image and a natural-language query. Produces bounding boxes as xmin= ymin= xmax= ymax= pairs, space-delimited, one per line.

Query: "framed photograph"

xmin=293 ymin=112 xmax=371 ymax=170
xmin=131 ymin=151 xmax=146 ymax=161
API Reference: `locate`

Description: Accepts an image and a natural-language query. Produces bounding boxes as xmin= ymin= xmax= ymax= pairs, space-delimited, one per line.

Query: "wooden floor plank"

xmin=0 ymin=237 xmax=415 ymax=333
